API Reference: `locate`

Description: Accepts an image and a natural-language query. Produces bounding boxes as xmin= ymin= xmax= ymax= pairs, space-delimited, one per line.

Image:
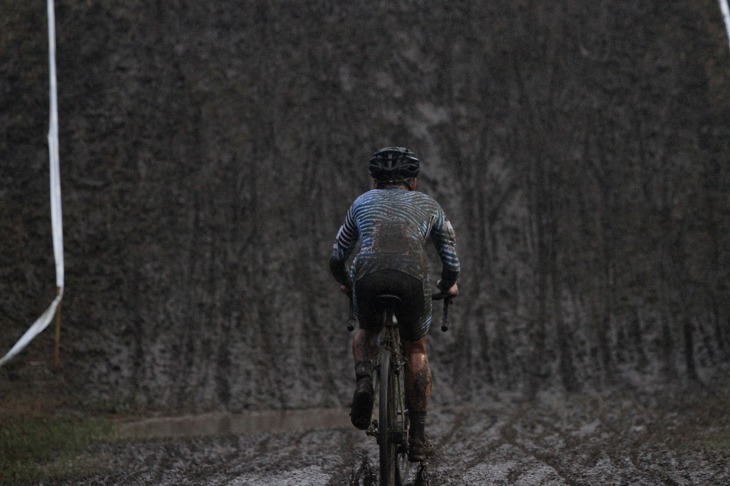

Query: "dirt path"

xmin=63 ymin=388 xmax=728 ymax=485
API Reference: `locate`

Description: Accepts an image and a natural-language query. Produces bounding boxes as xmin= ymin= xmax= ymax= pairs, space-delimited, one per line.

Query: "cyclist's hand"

xmin=437 ymin=280 xmax=458 ymax=297
xmin=445 ymin=282 xmax=458 ymax=297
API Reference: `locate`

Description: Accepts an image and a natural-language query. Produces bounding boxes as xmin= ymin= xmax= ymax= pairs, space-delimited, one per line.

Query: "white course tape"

xmin=0 ymin=295 xmax=63 ymax=367
xmin=721 ymin=0 xmax=730 ymax=51
xmin=48 ymin=0 xmax=64 ymax=289
xmin=0 ymin=0 xmax=64 ymax=368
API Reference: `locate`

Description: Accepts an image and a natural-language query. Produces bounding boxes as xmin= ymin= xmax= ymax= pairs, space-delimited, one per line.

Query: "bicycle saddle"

xmin=375 ymin=294 xmax=401 ymax=309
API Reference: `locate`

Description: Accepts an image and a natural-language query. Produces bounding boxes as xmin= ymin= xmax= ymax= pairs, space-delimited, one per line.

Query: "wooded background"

xmin=2 ymin=0 xmax=729 ymax=412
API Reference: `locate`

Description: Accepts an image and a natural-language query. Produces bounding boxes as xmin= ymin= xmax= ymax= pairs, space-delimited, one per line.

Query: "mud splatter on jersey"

xmin=331 ymin=188 xmax=460 ymax=284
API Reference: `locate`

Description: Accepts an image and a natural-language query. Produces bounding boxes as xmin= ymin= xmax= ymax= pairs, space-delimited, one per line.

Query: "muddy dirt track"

xmin=63 ymin=387 xmax=729 ymax=485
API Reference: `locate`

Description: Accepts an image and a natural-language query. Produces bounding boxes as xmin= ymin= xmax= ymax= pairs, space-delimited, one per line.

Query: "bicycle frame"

xmin=367 ymin=297 xmax=410 ymax=486
xmin=352 ymin=293 xmax=453 ymax=486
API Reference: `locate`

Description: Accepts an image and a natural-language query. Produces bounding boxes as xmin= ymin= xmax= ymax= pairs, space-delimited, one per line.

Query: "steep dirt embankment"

xmin=2 ymin=1 xmax=729 ymax=412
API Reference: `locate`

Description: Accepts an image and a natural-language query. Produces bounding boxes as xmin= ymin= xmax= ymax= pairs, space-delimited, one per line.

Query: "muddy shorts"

xmin=353 ymin=269 xmax=431 ymax=342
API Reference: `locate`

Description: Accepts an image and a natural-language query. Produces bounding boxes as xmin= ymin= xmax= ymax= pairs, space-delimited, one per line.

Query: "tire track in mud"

xmin=68 ymin=389 xmax=729 ymax=485
xmin=423 ymin=401 xmax=573 ymax=485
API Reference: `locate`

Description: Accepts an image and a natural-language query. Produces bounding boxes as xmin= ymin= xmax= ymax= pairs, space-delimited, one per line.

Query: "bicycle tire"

xmin=378 ymin=349 xmax=396 ymax=485
xmin=391 ymin=358 xmax=410 ymax=486
xmin=378 ymin=346 xmax=410 ymax=486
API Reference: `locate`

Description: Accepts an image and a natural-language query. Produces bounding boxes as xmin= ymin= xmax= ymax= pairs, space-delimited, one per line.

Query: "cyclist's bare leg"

xmin=352 ymin=328 xmax=379 ymax=371
xmin=350 ymin=328 xmax=379 ymax=429
xmin=404 ymin=336 xmax=432 ymax=442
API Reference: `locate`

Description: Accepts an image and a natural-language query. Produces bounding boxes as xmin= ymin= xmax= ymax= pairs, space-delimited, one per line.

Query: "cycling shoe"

xmin=408 ymin=436 xmax=434 ymax=462
xmin=350 ymin=378 xmax=374 ymax=430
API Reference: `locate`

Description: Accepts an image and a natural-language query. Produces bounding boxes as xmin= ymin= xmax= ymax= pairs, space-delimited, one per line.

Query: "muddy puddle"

xmin=117 ymin=408 xmax=351 ymax=439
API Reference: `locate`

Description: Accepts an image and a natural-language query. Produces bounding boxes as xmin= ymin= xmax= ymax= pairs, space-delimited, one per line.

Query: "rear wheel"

xmin=378 ymin=350 xmax=396 ymax=485
xmin=392 ymin=366 xmax=410 ymax=486
xmin=378 ymin=348 xmax=410 ymax=485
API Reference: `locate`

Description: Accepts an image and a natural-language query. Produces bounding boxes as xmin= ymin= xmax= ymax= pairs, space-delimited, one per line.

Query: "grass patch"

xmin=0 ymin=414 xmax=113 ymax=484
xmin=0 ymin=353 xmax=120 ymax=483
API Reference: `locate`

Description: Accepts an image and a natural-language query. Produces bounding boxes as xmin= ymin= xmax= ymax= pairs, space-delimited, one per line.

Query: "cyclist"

xmin=329 ymin=146 xmax=460 ymax=462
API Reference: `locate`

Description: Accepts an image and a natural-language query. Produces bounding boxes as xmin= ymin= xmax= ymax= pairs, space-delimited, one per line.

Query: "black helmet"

xmin=368 ymin=147 xmax=420 ymax=181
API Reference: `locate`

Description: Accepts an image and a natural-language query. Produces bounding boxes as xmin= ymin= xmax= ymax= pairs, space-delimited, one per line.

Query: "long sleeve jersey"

xmin=329 ymin=187 xmax=460 ymax=289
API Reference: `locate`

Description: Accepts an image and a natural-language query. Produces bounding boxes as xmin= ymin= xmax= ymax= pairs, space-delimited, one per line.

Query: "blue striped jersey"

xmin=331 ymin=188 xmax=460 ymax=283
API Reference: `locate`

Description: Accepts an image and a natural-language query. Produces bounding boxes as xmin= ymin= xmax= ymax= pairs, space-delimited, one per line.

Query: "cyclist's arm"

xmin=430 ymin=207 xmax=460 ymax=293
xmin=329 ymin=256 xmax=353 ymax=292
xmin=329 ymin=206 xmax=359 ymax=290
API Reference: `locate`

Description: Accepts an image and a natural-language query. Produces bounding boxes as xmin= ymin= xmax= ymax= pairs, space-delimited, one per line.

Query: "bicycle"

xmin=348 ymin=292 xmax=453 ymax=486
